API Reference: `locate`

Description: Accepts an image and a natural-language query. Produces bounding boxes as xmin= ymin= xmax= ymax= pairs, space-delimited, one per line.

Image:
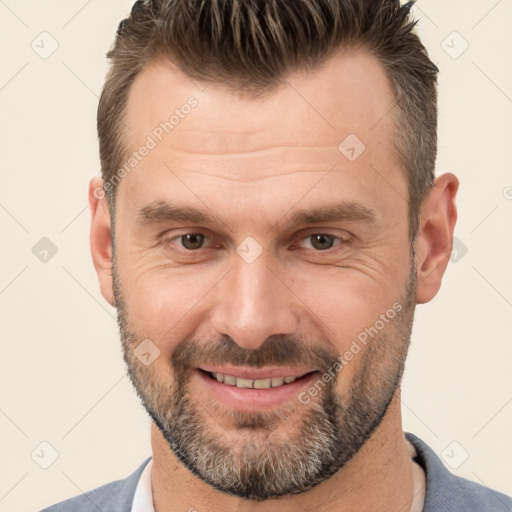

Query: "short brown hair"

xmin=98 ymin=0 xmax=438 ymax=240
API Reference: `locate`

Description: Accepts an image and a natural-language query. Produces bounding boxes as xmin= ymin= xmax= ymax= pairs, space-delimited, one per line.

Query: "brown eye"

xmin=180 ymin=233 xmax=206 ymax=250
xmin=308 ymin=234 xmax=336 ymax=250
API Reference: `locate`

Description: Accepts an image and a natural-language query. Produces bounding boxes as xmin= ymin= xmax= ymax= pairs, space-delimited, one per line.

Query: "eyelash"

xmin=162 ymin=231 xmax=351 ymax=253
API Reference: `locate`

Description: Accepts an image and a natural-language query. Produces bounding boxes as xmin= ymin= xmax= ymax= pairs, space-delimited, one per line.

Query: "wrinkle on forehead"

xmin=167 ymin=167 xmax=336 ymax=183
xmin=145 ymin=142 xmax=366 ymax=183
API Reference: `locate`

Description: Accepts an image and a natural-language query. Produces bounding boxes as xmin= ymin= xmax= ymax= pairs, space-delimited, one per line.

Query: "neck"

xmin=151 ymin=388 xmax=415 ymax=512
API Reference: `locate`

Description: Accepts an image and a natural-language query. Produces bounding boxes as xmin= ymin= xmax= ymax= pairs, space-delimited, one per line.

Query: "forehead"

xmin=125 ymin=48 xmax=395 ymax=148
xmin=118 ymin=47 xmax=405 ymax=220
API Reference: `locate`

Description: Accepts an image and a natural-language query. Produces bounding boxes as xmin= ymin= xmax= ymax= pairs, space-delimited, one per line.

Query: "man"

xmin=41 ymin=0 xmax=511 ymax=510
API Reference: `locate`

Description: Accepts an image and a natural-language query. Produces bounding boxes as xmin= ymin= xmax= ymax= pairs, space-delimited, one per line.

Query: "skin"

xmin=89 ymin=47 xmax=458 ymax=511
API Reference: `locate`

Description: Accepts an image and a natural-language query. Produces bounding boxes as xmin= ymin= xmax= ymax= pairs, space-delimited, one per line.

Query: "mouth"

xmin=194 ymin=366 xmax=320 ymax=410
xmin=198 ymin=368 xmax=317 ymax=390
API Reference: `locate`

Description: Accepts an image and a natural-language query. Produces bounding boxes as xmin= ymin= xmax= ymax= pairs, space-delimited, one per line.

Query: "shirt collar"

xmin=131 ymin=457 xmax=154 ymax=512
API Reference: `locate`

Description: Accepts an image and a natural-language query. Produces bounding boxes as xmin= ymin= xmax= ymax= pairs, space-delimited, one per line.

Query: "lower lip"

xmin=194 ymin=369 xmax=319 ymax=410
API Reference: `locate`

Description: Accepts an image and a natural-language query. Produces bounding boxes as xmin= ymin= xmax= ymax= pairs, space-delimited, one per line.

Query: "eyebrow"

xmin=138 ymin=201 xmax=214 ymax=224
xmin=137 ymin=200 xmax=377 ymax=228
xmin=284 ymin=202 xmax=377 ymax=226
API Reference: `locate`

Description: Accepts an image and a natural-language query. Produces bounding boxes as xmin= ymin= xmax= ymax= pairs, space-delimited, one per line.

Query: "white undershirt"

xmin=131 ymin=458 xmax=155 ymax=512
xmin=131 ymin=442 xmax=426 ymax=512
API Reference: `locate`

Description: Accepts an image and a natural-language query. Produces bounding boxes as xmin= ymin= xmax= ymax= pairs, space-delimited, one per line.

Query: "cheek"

xmin=288 ymin=267 xmax=405 ymax=383
xmin=120 ymin=264 xmax=224 ymax=359
xmin=293 ymin=265 xmax=402 ymax=336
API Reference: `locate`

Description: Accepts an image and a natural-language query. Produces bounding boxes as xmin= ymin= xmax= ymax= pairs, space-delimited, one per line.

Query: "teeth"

xmin=224 ymin=374 xmax=237 ymax=386
xmin=271 ymin=377 xmax=284 ymax=387
xmin=210 ymin=372 xmax=297 ymax=389
xmin=236 ymin=378 xmax=253 ymax=388
xmin=253 ymin=378 xmax=272 ymax=389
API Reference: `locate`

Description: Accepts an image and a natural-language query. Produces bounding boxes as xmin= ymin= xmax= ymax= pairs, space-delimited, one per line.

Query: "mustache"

xmin=171 ymin=334 xmax=340 ymax=375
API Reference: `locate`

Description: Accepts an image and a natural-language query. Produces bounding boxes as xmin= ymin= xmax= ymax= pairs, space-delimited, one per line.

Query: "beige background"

xmin=1 ymin=1 xmax=511 ymax=511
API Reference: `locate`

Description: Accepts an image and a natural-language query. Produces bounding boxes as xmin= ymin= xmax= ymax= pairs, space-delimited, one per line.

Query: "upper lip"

xmin=197 ymin=366 xmax=316 ymax=380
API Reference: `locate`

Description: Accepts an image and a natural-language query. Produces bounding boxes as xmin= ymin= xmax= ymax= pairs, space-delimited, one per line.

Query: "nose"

xmin=210 ymin=255 xmax=298 ymax=350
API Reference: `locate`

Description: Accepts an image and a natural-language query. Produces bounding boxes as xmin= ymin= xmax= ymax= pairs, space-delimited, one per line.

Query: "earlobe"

xmin=414 ymin=173 xmax=459 ymax=304
xmin=89 ymin=177 xmax=115 ymax=307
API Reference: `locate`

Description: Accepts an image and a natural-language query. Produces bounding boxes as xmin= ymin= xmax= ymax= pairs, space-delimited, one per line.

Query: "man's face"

xmin=112 ymin=48 xmax=416 ymax=500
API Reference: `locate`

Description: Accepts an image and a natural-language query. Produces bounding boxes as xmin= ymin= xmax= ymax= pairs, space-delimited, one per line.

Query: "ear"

xmin=89 ymin=177 xmax=115 ymax=307
xmin=415 ymin=173 xmax=459 ymax=304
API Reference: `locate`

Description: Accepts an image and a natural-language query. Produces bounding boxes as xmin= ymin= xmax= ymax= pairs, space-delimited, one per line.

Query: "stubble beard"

xmin=113 ymin=258 xmax=417 ymax=501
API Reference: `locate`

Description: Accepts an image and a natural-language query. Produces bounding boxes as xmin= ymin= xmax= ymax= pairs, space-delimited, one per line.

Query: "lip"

xmin=193 ymin=368 xmax=319 ymax=410
xmin=197 ymin=365 xmax=315 ymax=380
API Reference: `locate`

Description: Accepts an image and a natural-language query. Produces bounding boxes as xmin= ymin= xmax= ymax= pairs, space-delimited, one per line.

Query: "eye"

xmin=299 ymin=233 xmax=347 ymax=251
xmin=160 ymin=230 xmax=221 ymax=260
xmin=178 ymin=233 xmax=207 ymax=250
